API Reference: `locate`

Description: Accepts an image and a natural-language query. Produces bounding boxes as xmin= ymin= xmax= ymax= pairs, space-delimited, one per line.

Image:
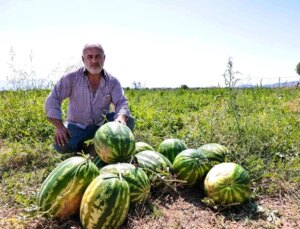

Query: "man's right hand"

xmin=47 ymin=118 xmax=71 ymax=146
xmin=55 ymin=126 xmax=71 ymax=146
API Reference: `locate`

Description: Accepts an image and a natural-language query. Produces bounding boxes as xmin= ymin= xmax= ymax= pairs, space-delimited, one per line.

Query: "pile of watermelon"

xmin=37 ymin=122 xmax=251 ymax=228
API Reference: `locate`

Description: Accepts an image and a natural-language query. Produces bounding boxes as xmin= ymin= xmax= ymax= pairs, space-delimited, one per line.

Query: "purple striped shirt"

xmin=45 ymin=67 xmax=131 ymax=127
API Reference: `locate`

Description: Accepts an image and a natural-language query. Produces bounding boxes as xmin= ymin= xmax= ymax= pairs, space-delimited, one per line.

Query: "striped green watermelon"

xmin=94 ymin=122 xmax=135 ymax=164
xmin=80 ymin=173 xmax=130 ymax=229
xmin=172 ymin=149 xmax=211 ymax=186
xmin=134 ymin=150 xmax=173 ymax=188
xmin=134 ymin=141 xmax=155 ymax=154
xmin=37 ymin=156 xmax=99 ymax=218
xmin=92 ymin=155 xmax=107 ymax=169
xmin=158 ymin=138 xmax=187 ymax=163
xmin=100 ymin=163 xmax=151 ymax=204
xmin=204 ymin=162 xmax=251 ymax=205
xmin=199 ymin=143 xmax=228 ymax=165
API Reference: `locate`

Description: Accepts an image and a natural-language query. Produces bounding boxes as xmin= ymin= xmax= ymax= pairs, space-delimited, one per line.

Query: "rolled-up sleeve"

xmin=111 ymin=78 xmax=131 ymax=118
xmin=45 ymin=74 xmax=72 ymax=120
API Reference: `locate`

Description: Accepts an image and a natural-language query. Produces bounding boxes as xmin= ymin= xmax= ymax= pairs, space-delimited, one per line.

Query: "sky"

xmin=0 ymin=0 xmax=299 ymax=88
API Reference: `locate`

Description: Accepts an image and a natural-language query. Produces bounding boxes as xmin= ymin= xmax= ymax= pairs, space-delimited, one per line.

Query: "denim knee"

xmin=53 ymin=142 xmax=82 ymax=154
xmin=127 ymin=116 xmax=135 ymax=131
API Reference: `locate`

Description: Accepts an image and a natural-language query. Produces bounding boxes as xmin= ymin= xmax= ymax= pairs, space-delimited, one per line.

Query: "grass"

xmin=0 ymin=87 xmax=300 ymax=228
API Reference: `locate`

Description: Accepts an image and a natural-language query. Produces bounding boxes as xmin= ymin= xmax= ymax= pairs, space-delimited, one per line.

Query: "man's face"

xmin=82 ymin=47 xmax=105 ymax=75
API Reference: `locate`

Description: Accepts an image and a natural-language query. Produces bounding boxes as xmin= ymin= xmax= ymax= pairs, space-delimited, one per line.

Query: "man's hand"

xmin=55 ymin=126 xmax=71 ymax=146
xmin=115 ymin=115 xmax=128 ymax=125
xmin=47 ymin=117 xmax=71 ymax=146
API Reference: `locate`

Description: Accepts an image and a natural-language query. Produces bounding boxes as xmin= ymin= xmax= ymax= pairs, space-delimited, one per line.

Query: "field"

xmin=0 ymin=87 xmax=300 ymax=228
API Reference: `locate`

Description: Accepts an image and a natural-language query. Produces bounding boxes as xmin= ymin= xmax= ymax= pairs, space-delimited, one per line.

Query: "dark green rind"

xmin=100 ymin=163 xmax=151 ymax=204
xmin=80 ymin=173 xmax=130 ymax=229
xmin=158 ymin=138 xmax=187 ymax=163
xmin=204 ymin=162 xmax=251 ymax=206
xmin=36 ymin=156 xmax=99 ymax=218
xmin=173 ymin=149 xmax=211 ymax=186
xmin=135 ymin=150 xmax=173 ymax=188
xmin=94 ymin=122 xmax=135 ymax=164
xmin=92 ymin=155 xmax=107 ymax=169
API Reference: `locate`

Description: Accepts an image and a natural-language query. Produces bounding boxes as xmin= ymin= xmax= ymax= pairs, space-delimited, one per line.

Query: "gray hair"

xmin=82 ymin=43 xmax=105 ymax=56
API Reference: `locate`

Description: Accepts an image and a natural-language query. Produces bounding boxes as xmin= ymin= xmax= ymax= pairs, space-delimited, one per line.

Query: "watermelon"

xmin=100 ymin=163 xmax=151 ymax=204
xmin=134 ymin=141 xmax=155 ymax=154
xmin=94 ymin=122 xmax=135 ymax=164
xmin=92 ymin=155 xmax=107 ymax=169
xmin=204 ymin=162 xmax=251 ymax=205
xmin=158 ymin=138 xmax=187 ymax=163
xmin=134 ymin=150 xmax=172 ymax=188
xmin=80 ymin=173 xmax=130 ymax=229
xmin=199 ymin=143 xmax=228 ymax=165
xmin=37 ymin=156 xmax=99 ymax=218
xmin=172 ymin=149 xmax=211 ymax=186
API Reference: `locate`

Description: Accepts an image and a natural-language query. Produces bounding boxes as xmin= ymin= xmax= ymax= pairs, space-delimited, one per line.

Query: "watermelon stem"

xmin=77 ymin=151 xmax=92 ymax=160
xmin=142 ymin=167 xmax=187 ymax=190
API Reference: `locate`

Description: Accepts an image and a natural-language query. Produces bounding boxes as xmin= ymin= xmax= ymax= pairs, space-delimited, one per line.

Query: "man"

xmin=45 ymin=43 xmax=134 ymax=154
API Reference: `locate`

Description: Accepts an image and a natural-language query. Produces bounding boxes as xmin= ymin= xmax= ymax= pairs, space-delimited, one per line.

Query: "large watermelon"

xmin=94 ymin=122 xmax=135 ymax=164
xmin=80 ymin=173 xmax=130 ymax=229
xmin=134 ymin=150 xmax=173 ymax=188
xmin=172 ymin=149 xmax=211 ymax=186
xmin=204 ymin=162 xmax=251 ymax=205
xmin=37 ymin=156 xmax=99 ymax=218
xmin=198 ymin=143 xmax=228 ymax=165
xmin=134 ymin=141 xmax=155 ymax=154
xmin=158 ymin=138 xmax=187 ymax=163
xmin=100 ymin=163 xmax=151 ymax=204
xmin=92 ymin=155 xmax=107 ymax=169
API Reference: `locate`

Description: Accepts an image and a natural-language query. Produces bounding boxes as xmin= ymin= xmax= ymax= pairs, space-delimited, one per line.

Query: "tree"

xmin=180 ymin=84 xmax=189 ymax=89
xmin=296 ymin=62 xmax=300 ymax=76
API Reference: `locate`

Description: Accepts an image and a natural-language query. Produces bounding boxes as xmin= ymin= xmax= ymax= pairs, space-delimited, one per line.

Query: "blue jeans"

xmin=54 ymin=112 xmax=134 ymax=154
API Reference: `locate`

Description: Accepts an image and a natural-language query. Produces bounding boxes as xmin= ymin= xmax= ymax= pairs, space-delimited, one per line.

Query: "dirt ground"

xmin=122 ymin=186 xmax=300 ymax=229
xmin=1 ymin=187 xmax=299 ymax=229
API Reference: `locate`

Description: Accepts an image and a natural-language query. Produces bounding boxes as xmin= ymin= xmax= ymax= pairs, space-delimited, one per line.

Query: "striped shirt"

xmin=45 ymin=67 xmax=131 ymax=128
